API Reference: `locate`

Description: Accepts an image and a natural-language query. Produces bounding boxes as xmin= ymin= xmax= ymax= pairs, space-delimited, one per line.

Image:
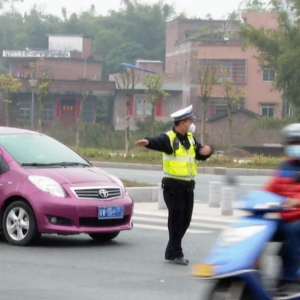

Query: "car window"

xmin=0 ymin=133 xmax=90 ymax=166
xmin=0 ymin=153 xmax=9 ymax=174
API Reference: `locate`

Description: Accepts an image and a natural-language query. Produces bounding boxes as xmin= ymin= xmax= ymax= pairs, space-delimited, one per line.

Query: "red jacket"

xmin=263 ymin=159 xmax=300 ymax=222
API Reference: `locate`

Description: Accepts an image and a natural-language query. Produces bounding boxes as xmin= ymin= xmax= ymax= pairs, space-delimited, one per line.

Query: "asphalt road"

xmin=100 ymin=167 xmax=270 ymax=202
xmin=0 ymin=224 xmax=221 ymax=300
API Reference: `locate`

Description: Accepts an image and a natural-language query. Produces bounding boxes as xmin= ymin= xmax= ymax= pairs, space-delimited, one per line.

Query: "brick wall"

xmin=37 ymin=59 xmax=102 ymax=81
xmin=19 ymin=78 xmax=115 ymax=94
xmin=201 ymin=112 xmax=281 ymax=147
xmin=82 ymin=37 xmax=92 ymax=57
xmin=136 ymin=60 xmax=163 ymax=73
xmin=9 ymin=58 xmax=102 ymax=81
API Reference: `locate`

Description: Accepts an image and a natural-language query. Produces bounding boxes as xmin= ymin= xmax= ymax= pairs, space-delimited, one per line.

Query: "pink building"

xmin=198 ymin=12 xmax=282 ymax=119
xmin=165 ymin=12 xmax=284 ymax=121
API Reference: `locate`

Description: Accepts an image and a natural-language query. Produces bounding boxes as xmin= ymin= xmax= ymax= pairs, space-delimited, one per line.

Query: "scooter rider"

xmin=263 ymin=123 xmax=300 ymax=293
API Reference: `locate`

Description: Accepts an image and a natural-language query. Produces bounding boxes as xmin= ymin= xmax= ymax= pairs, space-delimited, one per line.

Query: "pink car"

xmin=0 ymin=127 xmax=134 ymax=246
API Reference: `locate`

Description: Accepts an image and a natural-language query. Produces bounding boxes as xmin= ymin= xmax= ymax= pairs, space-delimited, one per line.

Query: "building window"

xmin=42 ymin=102 xmax=54 ymax=122
xmin=19 ymin=102 xmax=31 ymax=122
xmin=261 ymin=104 xmax=275 ymax=117
xmin=263 ymin=68 xmax=275 ymax=81
xmin=207 ymin=98 xmax=245 ymax=118
xmin=198 ymin=59 xmax=246 ymax=84
xmin=82 ymin=102 xmax=94 ymax=123
xmin=134 ymin=94 xmax=152 ymax=116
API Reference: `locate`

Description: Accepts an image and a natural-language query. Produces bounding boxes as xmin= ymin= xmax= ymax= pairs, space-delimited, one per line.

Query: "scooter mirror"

xmin=224 ymin=175 xmax=238 ymax=186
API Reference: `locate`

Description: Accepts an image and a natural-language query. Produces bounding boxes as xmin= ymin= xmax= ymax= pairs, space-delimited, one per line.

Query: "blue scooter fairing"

xmin=237 ymin=190 xmax=285 ymax=213
xmin=202 ymin=215 xmax=278 ymax=276
xmin=192 ymin=190 xmax=300 ymax=299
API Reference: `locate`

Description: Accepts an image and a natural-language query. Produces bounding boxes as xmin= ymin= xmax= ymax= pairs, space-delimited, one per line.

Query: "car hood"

xmin=25 ymin=167 xmax=116 ymax=185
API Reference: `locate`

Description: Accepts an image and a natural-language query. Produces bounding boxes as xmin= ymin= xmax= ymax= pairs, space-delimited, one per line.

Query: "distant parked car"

xmin=0 ymin=127 xmax=134 ymax=246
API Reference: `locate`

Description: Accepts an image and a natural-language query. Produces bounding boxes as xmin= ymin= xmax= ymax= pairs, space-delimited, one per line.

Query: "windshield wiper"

xmin=22 ymin=162 xmax=90 ymax=167
xmin=22 ymin=163 xmax=50 ymax=166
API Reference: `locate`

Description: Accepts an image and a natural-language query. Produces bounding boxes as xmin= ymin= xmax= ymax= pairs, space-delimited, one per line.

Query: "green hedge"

xmin=74 ymin=147 xmax=284 ymax=168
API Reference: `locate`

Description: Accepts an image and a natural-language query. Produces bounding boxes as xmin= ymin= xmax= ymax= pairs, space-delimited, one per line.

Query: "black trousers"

xmin=163 ymin=187 xmax=194 ymax=260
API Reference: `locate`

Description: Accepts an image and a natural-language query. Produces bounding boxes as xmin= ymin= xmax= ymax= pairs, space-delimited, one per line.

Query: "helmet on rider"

xmin=281 ymin=123 xmax=300 ymax=159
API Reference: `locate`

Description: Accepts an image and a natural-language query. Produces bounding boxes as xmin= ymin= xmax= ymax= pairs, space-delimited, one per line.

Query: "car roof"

xmin=0 ymin=126 xmax=40 ymax=135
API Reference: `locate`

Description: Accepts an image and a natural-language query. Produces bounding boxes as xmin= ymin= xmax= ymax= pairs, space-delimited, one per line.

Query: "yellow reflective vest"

xmin=163 ymin=130 xmax=197 ymax=181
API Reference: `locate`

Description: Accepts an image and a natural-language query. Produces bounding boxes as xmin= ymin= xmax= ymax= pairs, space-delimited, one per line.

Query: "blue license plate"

xmin=98 ymin=206 xmax=124 ymax=219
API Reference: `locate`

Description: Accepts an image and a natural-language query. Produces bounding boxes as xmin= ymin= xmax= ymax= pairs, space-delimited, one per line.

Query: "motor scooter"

xmin=191 ymin=187 xmax=300 ymax=300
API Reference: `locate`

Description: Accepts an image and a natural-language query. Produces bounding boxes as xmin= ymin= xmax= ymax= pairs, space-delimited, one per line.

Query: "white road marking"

xmin=133 ymin=216 xmax=227 ymax=230
xmin=133 ymin=210 xmax=242 ymax=224
xmin=133 ymin=223 xmax=212 ymax=234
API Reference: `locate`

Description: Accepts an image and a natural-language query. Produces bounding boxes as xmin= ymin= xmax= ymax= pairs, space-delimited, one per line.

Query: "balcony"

xmin=198 ymin=59 xmax=247 ymax=84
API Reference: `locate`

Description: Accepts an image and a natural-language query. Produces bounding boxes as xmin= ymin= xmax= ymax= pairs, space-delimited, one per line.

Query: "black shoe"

xmin=172 ymin=257 xmax=189 ymax=265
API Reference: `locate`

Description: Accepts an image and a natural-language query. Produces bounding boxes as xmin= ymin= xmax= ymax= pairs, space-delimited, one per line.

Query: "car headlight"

xmin=28 ymin=175 xmax=66 ymax=198
xmin=109 ymin=174 xmax=127 ymax=194
xmin=218 ymin=225 xmax=266 ymax=247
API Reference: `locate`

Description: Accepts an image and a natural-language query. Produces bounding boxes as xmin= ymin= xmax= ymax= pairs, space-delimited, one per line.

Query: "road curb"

xmin=126 ymin=187 xmax=158 ymax=203
xmin=91 ymin=161 xmax=273 ymax=176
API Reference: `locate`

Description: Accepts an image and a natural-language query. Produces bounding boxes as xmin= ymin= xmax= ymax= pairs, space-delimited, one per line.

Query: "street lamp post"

xmin=29 ymin=79 xmax=38 ymax=130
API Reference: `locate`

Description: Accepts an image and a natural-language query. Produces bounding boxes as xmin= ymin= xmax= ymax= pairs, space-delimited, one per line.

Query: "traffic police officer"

xmin=135 ymin=105 xmax=213 ymax=265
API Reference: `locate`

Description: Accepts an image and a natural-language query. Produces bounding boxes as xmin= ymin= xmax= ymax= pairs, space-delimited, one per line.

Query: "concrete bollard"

xmin=208 ymin=182 xmax=222 ymax=207
xmin=221 ymin=187 xmax=235 ymax=216
xmin=158 ymin=182 xmax=167 ymax=210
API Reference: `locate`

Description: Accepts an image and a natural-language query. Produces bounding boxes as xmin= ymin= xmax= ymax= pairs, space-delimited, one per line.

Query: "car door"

xmin=0 ymin=153 xmax=10 ymax=204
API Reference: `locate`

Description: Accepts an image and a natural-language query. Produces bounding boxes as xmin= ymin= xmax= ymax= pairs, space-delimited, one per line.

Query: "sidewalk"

xmin=133 ymin=202 xmax=250 ymax=224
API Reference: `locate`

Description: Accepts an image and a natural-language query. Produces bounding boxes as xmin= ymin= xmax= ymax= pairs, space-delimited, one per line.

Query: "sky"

xmin=3 ymin=0 xmax=246 ymax=19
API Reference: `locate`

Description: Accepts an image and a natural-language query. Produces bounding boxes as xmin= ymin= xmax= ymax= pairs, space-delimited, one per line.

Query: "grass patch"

xmin=74 ymin=147 xmax=284 ymax=169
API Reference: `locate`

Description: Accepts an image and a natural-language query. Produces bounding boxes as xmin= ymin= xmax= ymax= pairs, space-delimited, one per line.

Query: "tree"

xmin=76 ymin=79 xmax=90 ymax=148
xmin=36 ymin=70 xmax=52 ymax=132
xmin=239 ymin=0 xmax=267 ymax=12
xmin=102 ymin=42 xmax=149 ymax=79
xmin=238 ymin=0 xmax=300 ymax=114
xmin=0 ymin=0 xmax=172 ymax=80
xmin=220 ymin=74 xmax=245 ymax=149
xmin=114 ymin=69 xmax=140 ymax=157
xmin=0 ymin=73 xmax=21 ymax=126
xmin=142 ymin=73 xmax=170 ymax=136
xmin=197 ymin=61 xmax=221 ymax=144
xmin=1 ymin=0 xmax=25 ymax=15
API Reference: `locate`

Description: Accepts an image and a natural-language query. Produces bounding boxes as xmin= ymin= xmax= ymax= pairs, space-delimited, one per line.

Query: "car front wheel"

xmin=2 ymin=200 xmax=40 ymax=246
xmin=89 ymin=231 xmax=120 ymax=242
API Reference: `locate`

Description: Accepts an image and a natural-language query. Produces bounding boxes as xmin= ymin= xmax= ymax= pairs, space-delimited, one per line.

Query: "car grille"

xmin=79 ymin=216 xmax=130 ymax=227
xmin=72 ymin=187 xmax=122 ymax=200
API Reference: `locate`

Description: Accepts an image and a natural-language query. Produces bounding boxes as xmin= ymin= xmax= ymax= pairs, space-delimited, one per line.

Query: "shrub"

xmin=74 ymin=147 xmax=284 ymax=168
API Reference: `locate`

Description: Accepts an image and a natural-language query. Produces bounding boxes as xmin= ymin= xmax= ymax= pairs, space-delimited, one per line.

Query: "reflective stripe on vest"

xmin=162 ymin=130 xmax=197 ymax=181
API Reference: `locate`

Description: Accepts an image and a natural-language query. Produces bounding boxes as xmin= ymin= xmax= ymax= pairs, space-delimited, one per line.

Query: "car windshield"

xmin=0 ymin=133 xmax=91 ymax=167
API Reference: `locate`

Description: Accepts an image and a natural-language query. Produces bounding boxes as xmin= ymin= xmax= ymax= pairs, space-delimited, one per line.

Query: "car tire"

xmin=89 ymin=231 xmax=120 ymax=242
xmin=2 ymin=200 xmax=40 ymax=246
